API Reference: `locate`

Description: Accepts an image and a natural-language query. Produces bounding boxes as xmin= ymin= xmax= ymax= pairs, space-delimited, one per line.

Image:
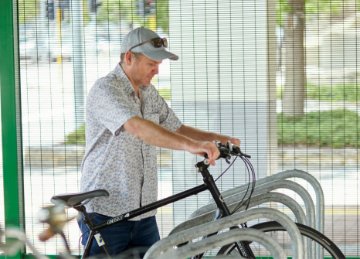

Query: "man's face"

xmin=130 ymin=53 xmax=161 ymax=87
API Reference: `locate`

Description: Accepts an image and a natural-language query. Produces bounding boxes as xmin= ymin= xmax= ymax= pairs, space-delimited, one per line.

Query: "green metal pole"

xmin=0 ymin=0 xmax=24 ymax=258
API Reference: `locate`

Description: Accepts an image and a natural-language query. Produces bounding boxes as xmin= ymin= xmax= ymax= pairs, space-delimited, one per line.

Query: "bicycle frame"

xmin=78 ymin=159 xmax=255 ymax=258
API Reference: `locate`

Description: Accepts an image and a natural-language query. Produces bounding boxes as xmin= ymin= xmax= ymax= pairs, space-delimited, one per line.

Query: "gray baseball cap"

xmin=121 ymin=27 xmax=178 ymax=61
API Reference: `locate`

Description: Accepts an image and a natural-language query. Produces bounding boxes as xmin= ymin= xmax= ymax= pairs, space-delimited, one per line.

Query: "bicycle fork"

xmin=196 ymin=161 xmax=255 ymax=259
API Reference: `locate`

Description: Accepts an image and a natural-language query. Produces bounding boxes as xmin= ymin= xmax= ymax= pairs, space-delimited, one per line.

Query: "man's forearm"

xmin=176 ymin=125 xmax=232 ymax=144
xmin=124 ymin=117 xmax=224 ymax=164
xmin=124 ymin=116 xmax=195 ymax=151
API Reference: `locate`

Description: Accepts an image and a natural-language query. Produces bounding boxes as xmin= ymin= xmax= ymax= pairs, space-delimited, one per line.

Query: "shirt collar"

xmin=113 ymin=63 xmax=135 ymax=96
xmin=113 ymin=63 xmax=150 ymax=96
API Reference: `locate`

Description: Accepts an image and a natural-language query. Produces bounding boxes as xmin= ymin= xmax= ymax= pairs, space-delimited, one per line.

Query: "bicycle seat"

xmin=51 ymin=189 xmax=109 ymax=207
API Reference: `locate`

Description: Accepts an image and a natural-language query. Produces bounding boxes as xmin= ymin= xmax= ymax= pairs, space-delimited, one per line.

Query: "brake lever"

xmin=226 ymin=141 xmax=251 ymax=158
xmin=202 ymin=141 xmax=251 ymax=165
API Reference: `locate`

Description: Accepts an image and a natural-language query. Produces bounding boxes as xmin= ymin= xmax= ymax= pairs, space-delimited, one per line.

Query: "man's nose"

xmin=153 ymin=65 xmax=159 ymax=75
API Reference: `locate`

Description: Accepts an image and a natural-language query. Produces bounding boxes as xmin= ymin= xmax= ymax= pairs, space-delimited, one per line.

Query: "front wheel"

xmin=218 ymin=221 xmax=345 ymax=259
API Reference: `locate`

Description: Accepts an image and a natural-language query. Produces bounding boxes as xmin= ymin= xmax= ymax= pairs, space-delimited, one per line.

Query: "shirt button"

xmin=115 ymin=129 xmax=120 ymax=136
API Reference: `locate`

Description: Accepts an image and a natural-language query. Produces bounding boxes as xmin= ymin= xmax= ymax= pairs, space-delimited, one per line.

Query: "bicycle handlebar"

xmin=217 ymin=141 xmax=250 ymax=158
xmin=204 ymin=141 xmax=250 ymax=165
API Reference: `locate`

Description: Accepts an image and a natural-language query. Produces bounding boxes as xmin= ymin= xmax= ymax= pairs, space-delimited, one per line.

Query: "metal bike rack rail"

xmin=221 ymin=169 xmax=324 ymax=233
xmin=170 ymin=192 xmax=311 ymax=259
xmin=170 ymin=192 xmax=307 ymax=235
xmin=156 ymin=228 xmax=287 ymax=259
xmin=145 ymin=207 xmax=303 ymax=259
xmin=191 ymin=179 xmax=316 ymax=230
xmin=212 ymin=169 xmax=323 ymax=259
xmin=279 ymin=169 xmax=325 ymax=259
xmin=186 ymin=172 xmax=321 ymax=259
xmin=220 ymin=169 xmax=325 ymax=259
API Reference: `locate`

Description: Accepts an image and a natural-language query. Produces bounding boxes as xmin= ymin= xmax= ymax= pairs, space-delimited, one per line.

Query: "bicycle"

xmin=51 ymin=142 xmax=345 ymax=258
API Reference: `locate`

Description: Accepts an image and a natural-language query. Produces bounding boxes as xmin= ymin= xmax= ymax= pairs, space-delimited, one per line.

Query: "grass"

xmin=278 ymin=83 xmax=359 ymax=102
xmin=278 ymin=109 xmax=360 ymax=148
xmin=66 ymin=109 xmax=360 ymax=148
xmin=306 ymin=83 xmax=359 ymax=102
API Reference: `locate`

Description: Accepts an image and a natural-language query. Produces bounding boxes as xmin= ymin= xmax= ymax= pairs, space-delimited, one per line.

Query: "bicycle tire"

xmin=217 ymin=221 xmax=345 ymax=259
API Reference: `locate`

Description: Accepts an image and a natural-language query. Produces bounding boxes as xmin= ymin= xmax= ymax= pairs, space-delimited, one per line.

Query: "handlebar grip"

xmin=202 ymin=142 xmax=251 ymax=163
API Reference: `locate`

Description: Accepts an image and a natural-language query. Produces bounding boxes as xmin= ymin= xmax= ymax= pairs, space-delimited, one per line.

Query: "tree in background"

xmin=282 ymin=0 xmax=306 ymax=117
xmin=91 ymin=0 xmax=169 ymax=33
xmin=278 ymin=0 xmax=360 ymax=117
xmin=18 ymin=0 xmax=39 ymax=24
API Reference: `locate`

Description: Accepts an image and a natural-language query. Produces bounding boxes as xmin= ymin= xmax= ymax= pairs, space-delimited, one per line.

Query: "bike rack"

xmin=174 ymin=170 xmax=323 ymax=259
xmin=154 ymin=228 xmax=287 ymax=259
xmin=170 ymin=192 xmax=307 ymax=235
xmin=221 ymin=169 xmax=324 ymax=232
xmin=170 ymin=191 xmax=312 ymax=259
xmin=145 ymin=207 xmax=304 ymax=259
xmin=220 ymin=169 xmax=325 ymax=259
xmin=191 ymin=179 xmax=316 ymax=230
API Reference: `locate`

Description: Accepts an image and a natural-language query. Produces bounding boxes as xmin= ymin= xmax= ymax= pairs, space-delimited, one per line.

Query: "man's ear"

xmin=124 ymin=51 xmax=133 ymax=65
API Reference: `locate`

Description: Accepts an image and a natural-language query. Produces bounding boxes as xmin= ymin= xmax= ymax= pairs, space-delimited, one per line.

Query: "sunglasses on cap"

xmin=129 ymin=37 xmax=168 ymax=52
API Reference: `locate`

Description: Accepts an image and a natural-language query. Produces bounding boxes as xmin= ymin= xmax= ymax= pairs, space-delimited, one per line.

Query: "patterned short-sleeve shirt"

xmin=80 ymin=64 xmax=182 ymax=220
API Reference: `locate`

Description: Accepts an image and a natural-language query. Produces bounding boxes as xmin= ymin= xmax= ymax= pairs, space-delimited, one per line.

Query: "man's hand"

xmin=228 ymin=137 xmax=241 ymax=147
xmin=188 ymin=141 xmax=220 ymax=165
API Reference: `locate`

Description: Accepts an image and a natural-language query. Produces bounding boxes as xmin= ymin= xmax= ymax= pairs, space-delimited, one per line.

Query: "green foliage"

xmin=95 ymin=0 xmax=131 ymax=24
xmin=158 ymin=87 xmax=171 ymax=101
xmin=18 ymin=0 xmax=39 ymax=24
xmin=305 ymin=0 xmax=343 ymax=15
xmin=155 ymin=0 xmax=169 ymax=33
xmin=278 ymin=109 xmax=360 ymax=148
xmin=276 ymin=0 xmax=360 ymax=26
xmin=306 ymin=83 xmax=359 ymax=102
xmin=277 ymin=83 xmax=360 ymax=102
xmin=93 ymin=0 xmax=169 ymax=33
xmin=65 ymin=124 xmax=85 ymax=145
xmin=17 ymin=0 xmax=169 ymax=33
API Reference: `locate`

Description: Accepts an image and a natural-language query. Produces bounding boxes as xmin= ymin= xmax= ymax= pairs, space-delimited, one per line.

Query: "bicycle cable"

xmin=236 ymin=154 xmax=256 ymax=212
xmin=231 ymin=156 xmax=255 ymax=214
xmin=226 ymin=154 xmax=256 ymax=215
xmin=212 ymin=150 xmax=257 ymax=215
xmin=214 ymin=156 xmax=238 ymax=182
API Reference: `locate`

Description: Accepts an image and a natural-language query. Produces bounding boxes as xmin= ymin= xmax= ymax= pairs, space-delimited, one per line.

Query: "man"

xmin=78 ymin=26 xmax=240 ymax=257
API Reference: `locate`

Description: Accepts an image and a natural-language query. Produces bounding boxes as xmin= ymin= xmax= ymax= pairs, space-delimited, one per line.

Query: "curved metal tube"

xmin=222 ymin=169 xmax=324 ymax=232
xmin=170 ymin=192 xmax=312 ymax=259
xmin=145 ymin=208 xmax=304 ymax=259
xmin=2 ymin=228 xmax=48 ymax=259
xmin=220 ymin=169 xmax=324 ymax=258
xmin=170 ymin=192 xmax=306 ymax=235
xmin=191 ymin=179 xmax=316 ymax=230
xmin=157 ymin=228 xmax=287 ymax=259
